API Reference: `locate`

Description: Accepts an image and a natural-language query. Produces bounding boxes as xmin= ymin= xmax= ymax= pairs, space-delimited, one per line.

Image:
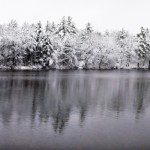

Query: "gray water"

xmin=0 ymin=70 xmax=150 ymax=150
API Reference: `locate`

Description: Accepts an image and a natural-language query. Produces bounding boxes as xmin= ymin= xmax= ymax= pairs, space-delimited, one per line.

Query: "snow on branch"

xmin=0 ymin=19 xmax=149 ymax=70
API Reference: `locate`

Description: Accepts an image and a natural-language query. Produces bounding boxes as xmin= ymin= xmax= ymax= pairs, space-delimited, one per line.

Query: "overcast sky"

xmin=0 ymin=0 xmax=150 ymax=33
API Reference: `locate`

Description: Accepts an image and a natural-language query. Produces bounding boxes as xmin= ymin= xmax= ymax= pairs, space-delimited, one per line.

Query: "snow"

xmin=0 ymin=19 xmax=150 ymax=70
xmin=15 ymin=65 xmax=42 ymax=70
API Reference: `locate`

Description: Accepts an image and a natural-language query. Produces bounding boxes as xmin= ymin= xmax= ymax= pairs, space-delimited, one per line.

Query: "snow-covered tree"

xmin=20 ymin=23 xmax=36 ymax=66
xmin=33 ymin=21 xmax=44 ymax=65
xmin=0 ymin=20 xmax=23 ymax=69
xmin=75 ymin=22 xmax=95 ymax=69
xmin=0 ymin=17 xmax=149 ymax=70
xmin=56 ymin=16 xmax=78 ymax=39
xmin=136 ymin=27 xmax=150 ymax=67
xmin=45 ymin=21 xmax=56 ymax=34
xmin=40 ymin=34 xmax=54 ymax=68
xmin=55 ymin=17 xmax=78 ymax=69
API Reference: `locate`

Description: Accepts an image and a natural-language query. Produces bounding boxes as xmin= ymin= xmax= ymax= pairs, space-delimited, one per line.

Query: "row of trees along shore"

xmin=0 ymin=16 xmax=150 ymax=70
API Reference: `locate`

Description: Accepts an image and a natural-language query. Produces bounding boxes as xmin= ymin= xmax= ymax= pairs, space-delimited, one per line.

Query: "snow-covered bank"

xmin=0 ymin=65 xmax=42 ymax=70
xmin=0 ymin=65 xmax=149 ymax=71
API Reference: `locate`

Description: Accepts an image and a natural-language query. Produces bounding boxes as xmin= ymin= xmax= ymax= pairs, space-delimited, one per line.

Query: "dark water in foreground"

xmin=0 ymin=70 xmax=150 ymax=150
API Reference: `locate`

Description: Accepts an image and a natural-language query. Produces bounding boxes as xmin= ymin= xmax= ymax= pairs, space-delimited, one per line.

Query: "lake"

xmin=0 ymin=70 xmax=150 ymax=150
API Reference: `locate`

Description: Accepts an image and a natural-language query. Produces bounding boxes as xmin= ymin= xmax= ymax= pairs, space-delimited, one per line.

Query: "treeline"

xmin=0 ymin=16 xmax=150 ymax=70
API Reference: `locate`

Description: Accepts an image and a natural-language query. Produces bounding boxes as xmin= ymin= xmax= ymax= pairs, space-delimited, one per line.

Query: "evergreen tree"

xmin=21 ymin=23 xmax=35 ymax=66
xmin=84 ymin=22 xmax=93 ymax=35
xmin=40 ymin=34 xmax=54 ymax=68
xmin=77 ymin=22 xmax=94 ymax=69
xmin=57 ymin=40 xmax=77 ymax=69
xmin=34 ymin=21 xmax=44 ymax=64
xmin=136 ymin=27 xmax=150 ymax=66
xmin=55 ymin=17 xmax=78 ymax=68
xmin=115 ymin=29 xmax=131 ymax=67
xmin=45 ymin=21 xmax=56 ymax=34
xmin=56 ymin=16 xmax=77 ymax=39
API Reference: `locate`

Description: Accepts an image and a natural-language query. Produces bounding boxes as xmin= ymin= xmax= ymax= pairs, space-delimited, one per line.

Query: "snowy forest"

xmin=0 ymin=16 xmax=150 ymax=70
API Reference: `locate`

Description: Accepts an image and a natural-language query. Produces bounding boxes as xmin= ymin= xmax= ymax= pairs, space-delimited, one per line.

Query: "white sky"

xmin=0 ymin=0 xmax=150 ymax=33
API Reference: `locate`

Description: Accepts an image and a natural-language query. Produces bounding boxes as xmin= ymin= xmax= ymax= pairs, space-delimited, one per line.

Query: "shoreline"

xmin=0 ymin=66 xmax=150 ymax=71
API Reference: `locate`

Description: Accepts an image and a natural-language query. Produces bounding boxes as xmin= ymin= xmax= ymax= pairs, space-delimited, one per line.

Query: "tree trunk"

xmin=148 ymin=60 xmax=150 ymax=69
xmin=137 ymin=63 xmax=140 ymax=69
xmin=99 ymin=56 xmax=104 ymax=70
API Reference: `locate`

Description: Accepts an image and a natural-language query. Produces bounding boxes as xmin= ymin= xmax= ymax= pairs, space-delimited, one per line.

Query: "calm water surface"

xmin=0 ymin=70 xmax=150 ymax=150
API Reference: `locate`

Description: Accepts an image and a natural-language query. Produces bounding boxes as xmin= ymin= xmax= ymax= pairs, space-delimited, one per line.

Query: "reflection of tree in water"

xmin=133 ymin=78 xmax=149 ymax=119
xmin=30 ymin=76 xmax=72 ymax=133
xmin=79 ymin=104 xmax=88 ymax=126
xmin=110 ymin=95 xmax=126 ymax=119
xmin=31 ymin=81 xmax=39 ymax=123
xmin=107 ymin=77 xmax=150 ymax=119
xmin=0 ymin=79 xmax=16 ymax=125
xmin=107 ymin=79 xmax=128 ymax=118
xmin=51 ymin=104 xmax=71 ymax=133
xmin=50 ymin=77 xmax=72 ymax=133
xmin=1 ymin=71 xmax=150 ymax=133
xmin=75 ymin=79 xmax=89 ymax=126
xmin=135 ymin=81 xmax=144 ymax=118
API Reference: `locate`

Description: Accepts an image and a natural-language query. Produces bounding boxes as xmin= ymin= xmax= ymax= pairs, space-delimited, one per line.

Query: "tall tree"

xmin=136 ymin=27 xmax=150 ymax=67
xmin=33 ymin=21 xmax=44 ymax=65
